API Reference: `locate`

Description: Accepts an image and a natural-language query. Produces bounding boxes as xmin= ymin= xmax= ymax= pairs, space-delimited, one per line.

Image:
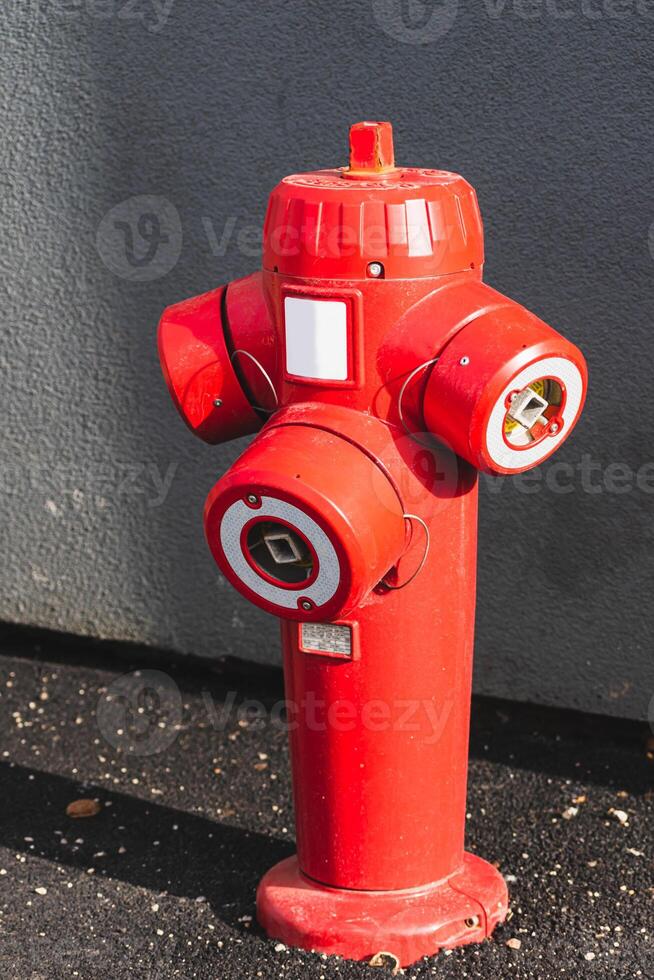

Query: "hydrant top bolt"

xmin=367 ymin=262 xmax=384 ymax=278
xmin=300 ymin=600 xmax=313 ymax=611
xmin=550 ymin=422 xmax=560 ymax=434
xmin=213 ymin=398 xmax=223 ymax=408
xmin=347 ymin=120 xmax=396 ymax=177
xmin=247 ymin=494 xmax=259 ymax=505
xmin=460 ymin=356 xmax=470 ymax=366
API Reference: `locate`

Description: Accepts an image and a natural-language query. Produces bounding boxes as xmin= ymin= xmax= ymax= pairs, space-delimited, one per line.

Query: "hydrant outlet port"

xmin=504 ymin=377 xmax=564 ymax=447
xmin=245 ymin=521 xmax=316 ymax=586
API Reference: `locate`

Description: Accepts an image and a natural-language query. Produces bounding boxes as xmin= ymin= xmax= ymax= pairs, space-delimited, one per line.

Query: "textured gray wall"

xmin=2 ymin=1 xmax=652 ymax=719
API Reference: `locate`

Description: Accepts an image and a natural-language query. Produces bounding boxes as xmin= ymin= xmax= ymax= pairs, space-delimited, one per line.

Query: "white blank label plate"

xmin=284 ymin=297 xmax=348 ymax=381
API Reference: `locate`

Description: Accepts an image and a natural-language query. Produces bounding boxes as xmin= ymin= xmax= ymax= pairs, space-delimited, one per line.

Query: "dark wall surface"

xmin=2 ymin=0 xmax=652 ymax=718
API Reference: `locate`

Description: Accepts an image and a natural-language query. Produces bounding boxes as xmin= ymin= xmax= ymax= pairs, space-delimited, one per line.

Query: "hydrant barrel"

xmin=279 ymin=466 xmax=480 ymax=891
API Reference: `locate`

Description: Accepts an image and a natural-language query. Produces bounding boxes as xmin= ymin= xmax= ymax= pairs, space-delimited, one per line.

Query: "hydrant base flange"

xmin=256 ymin=853 xmax=508 ymax=967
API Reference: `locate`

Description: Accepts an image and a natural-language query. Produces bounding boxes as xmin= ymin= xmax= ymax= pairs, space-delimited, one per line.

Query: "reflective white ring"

xmin=484 ymin=356 xmax=584 ymax=471
xmin=219 ymin=495 xmax=341 ymax=610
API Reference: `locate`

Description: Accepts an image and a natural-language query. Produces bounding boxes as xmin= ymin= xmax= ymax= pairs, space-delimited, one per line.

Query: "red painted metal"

xmin=158 ymin=286 xmax=260 ymax=443
xmin=279 ymin=456 xmax=479 ymax=890
xmin=204 ymin=412 xmax=408 ymax=622
xmin=262 ymin=132 xmax=484 ymax=280
xmin=157 ymin=121 xmax=587 ymax=967
xmin=257 ymin=853 xmax=508 ymax=964
xmin=224 ymin=272 xmax=278 ymax=414
xmin=347 ymin=119 xmax=396 ymax=175
xmin=422 ymin=290 xmax=588 ymax=475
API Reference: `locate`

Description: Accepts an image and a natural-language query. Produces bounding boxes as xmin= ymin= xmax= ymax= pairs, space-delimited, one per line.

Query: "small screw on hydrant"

xmin=158 ymin=121 xmax=587 ymax=967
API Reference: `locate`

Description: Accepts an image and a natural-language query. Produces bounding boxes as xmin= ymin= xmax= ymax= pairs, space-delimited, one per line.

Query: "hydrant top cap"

xmin=262 ymin=121 xmax=484 ymax=279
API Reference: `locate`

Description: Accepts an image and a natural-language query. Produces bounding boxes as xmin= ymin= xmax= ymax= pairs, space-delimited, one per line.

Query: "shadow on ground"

xmin=0 ymin=761 xmax=293 ymax=935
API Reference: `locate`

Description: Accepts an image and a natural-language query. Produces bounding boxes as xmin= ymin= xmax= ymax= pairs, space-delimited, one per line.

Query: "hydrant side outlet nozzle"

xmin=156 ymin=121 xmax=587 ymax=967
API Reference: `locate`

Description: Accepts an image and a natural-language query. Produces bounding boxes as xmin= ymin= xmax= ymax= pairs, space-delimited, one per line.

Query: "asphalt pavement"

xmin=0 ymin=625 xmax=651 ymax=979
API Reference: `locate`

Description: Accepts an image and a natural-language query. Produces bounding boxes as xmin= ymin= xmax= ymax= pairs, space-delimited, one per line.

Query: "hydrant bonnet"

xmin=263 ymin=123 xmax=484 ymax=280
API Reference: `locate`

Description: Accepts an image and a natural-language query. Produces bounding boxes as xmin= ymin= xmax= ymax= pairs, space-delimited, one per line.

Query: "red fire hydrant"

xmin=158 ymin=122 xmax=587 ymax=966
